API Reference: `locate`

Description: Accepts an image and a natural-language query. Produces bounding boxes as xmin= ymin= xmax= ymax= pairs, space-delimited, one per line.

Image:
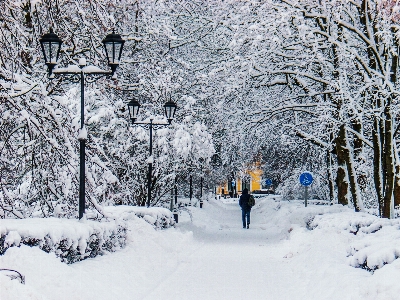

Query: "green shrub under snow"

xmin=0 ymin=218 xmax=127 ymax=264
xmin=0 ymin=206 xmax=175 ymax=263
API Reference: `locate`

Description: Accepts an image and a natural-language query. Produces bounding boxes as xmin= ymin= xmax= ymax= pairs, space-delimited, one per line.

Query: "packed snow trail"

xmin=143 ymin=198 xmax=365 ymax=300
xmin=144 ymin=198 xmax=290 ymax=299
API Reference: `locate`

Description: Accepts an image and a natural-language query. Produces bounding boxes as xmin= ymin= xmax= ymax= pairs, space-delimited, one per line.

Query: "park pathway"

xmin=142 ymin=198 xmax=312 ymax=300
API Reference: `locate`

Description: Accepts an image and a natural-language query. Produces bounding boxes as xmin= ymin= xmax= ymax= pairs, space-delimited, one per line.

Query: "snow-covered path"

xmin=141 ymin=198 xmax=366 ymax=300
xmin=3 ymin=197 xmax=400 ymax=300
xmin=144 ymin=199 xmax=288 ymax=299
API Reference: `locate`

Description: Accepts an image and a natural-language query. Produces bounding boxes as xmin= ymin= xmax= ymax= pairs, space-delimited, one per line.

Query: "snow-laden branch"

xmin=345 ymin=126 xmax=373 ymax=148
xmin=336 ymin=19 xmax=384 ymax=73
xmin=258 ymin=103 xmax=320 ymax=115
xmin=295 ymin=129 xmax=328 ymax=149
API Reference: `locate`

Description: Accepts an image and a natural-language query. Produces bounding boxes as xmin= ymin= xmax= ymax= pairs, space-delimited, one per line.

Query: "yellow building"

xmin=216 ymin=168 xmax=263 ymax=196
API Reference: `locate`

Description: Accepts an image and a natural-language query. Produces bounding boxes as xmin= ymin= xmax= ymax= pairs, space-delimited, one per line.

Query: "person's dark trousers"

xmin=242 ymin=209 xmax=250 ymax=228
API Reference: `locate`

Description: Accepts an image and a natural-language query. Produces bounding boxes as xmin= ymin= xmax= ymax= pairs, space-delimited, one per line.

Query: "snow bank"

xmin=248 ymin=197 xmax=400 ymax=272
xmin=254 ymin=197 xmax=348 ymax=233
xmin=0 ymin=271 xmax=41 ymax=300
xmin=0 ymin=206 xmax=175 ymax=264
xmin=311 ymin=211 xmax=400 ymax=271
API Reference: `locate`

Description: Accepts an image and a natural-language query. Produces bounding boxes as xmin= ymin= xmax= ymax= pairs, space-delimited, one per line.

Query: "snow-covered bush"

xmin=0 ymin=218 xmax=127 ymax=264
xmin=310 ymin=212 xmax=400 ymax=272
xmin=104 ymin=206 xmax=175 ymax=229
xmin=0 ymin=206 xmax=175 ymax=263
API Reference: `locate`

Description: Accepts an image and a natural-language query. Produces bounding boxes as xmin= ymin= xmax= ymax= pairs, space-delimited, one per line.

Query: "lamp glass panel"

xmin=171 ymin=106 xmax=176 ymax=118
xmin=117 ymin=42 xmax=124 ymax=61
xmin=114 ymin=43 xmax=122 ymax=63
xmin=165 ymin=106 xmax=172 ymax=119
xmin=50 ymin=42 xmax=59 ymax=63
xmin=133 ymin=105 xmax=139 ymax=118
xmin=103 ymin=43 xmax=109 ymax=63
xmin=168 ymin=106 xmax=173 ymax=119
xmin=42 ymin=41 xmax=50 ymax=63
xmin=128 ymin=105 xmax=134 ymax=119
xmin=105 ymin=43 xmax=113 ymax=64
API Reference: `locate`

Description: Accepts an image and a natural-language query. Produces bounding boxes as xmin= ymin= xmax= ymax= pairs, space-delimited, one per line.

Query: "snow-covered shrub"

xmin=344 ymin=219 xmax=400 ymax=271
xmin=310 ymin=212 xmax=400 ymax=272
xmin=0 ymin=218 xmax=127 ymax=264
xmin=0 ymin=206 xmax=175 ymax=263
xmin=104 ymin=206 xmax=175 ymax=229
xmin=309 ymin=212 xmax=378 ymax=233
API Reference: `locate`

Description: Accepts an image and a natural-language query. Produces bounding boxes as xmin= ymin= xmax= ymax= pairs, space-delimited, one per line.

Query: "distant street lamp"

xmin=39 ymin=28 xmax=125 ymax=219
xmin=128 ymin=97 xmax=177 ymax=207
xmin=199 ymin=157 xmax=205 ymax=208
xmin=189 ymin=174 xmax=193 ymax=205
xmin=200 ymin=176 xmax=204 ymax=208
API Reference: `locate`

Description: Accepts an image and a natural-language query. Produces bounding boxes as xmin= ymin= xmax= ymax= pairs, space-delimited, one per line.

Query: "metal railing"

xmin=0 ymin=268 xmax=25 ymax=284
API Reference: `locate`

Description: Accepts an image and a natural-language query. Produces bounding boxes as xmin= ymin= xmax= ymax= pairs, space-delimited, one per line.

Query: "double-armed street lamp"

xmin=39 ymin=28 xmax=125 ymax=219
xmin=127 ymin=98 xmax=177 ymax=208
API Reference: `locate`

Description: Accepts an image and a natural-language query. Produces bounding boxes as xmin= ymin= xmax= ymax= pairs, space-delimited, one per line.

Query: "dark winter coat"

xmin=239 ymin=193 xmax=251 ymax=211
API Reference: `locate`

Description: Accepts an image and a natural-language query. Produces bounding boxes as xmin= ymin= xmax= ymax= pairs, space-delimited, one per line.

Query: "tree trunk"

xmin=343 ymin=127 xmax=363 ymax=211
xmin=393 ymin=139 xmax=400 ymax=208
xmin=382 ymin=106 xmax=395 ymax=218
xmin=351 ymin=117 xmax=367 ymax=192
xmin=391 ymin=26 xmax=400 ymax=210
xmin=381 ymin=28 xmax=399 ymax=217
xmin=352 ymin=118 xmax=363 ymax=159
xmin=373 ymin=116 xmax=384 ymax=216
xmin=334 ymin=124 xmax=363 ymax=210
xmin=326 ymin=149 xmax=335 ymax=203
xmin=335 ymin=125 xmax=349 ymax=205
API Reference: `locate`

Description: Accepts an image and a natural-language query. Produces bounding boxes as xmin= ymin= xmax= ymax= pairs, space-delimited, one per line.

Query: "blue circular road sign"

xmin=265 ymin=179 xmax=272 ymax=186
xmin=299 ymin=172 xmax=313 ymax=186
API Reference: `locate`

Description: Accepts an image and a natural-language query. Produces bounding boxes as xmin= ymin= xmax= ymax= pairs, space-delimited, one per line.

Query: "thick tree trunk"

xmin=373 ymin=117 xmax=384 ymax=216
xmin=393 ymin=140 xmax=400 ymax=208
xmin=391 ymin=27 xmax=400 ymax=209
xmin=383 ymin=28 xmax=399 ymax=217
xmin=382 ymin=107 xmax=395 ymax=218
xmin=359 ymin=0 xmax=387 ymax=216
xmin=391 ymin=30 xmax=400 ymax=209
xmin=352 ymin=118 xmax=363 ymax=158
xmin=326 ymin=149 xmax=335 ymax=203
xmin=395 ymin=170 xmax=400 ymax=208
xmin=351 ymin=118 xmax=367 ymax=192
xmin=335 ymin=125 xmax=349 ymax=205
xmin=344 ymin=127 xmax=363 ymax=211
xmin=335 ymin=125 xmax=362 ymax=210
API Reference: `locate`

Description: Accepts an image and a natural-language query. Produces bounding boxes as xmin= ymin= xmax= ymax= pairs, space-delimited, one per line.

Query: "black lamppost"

xmin=199 ymin=157 xmax=204 ymax=208
xmin=39 ymin=28 xmax=125 ymax=219
xmin=174 ymin=175 xmax=178 ymax=222
xmin=127 ymin=97 xmax=177 ymax=207
xmin=189 ymin=174 xmax=193 ymax=206
xmin=199 ymin=177 xmax=203 ymax=208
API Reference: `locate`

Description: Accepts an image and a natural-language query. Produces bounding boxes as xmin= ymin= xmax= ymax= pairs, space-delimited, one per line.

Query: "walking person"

xmin=239 ymin=188 xmax=254 ymax=229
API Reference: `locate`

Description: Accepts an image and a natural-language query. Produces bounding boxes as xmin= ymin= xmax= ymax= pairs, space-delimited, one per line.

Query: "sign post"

xmin=265 ymin=179 xmax=273 ymax=194
xmin=231 ymin=180 xmax=236 ymax=198
xmin=299 ymin=172 xmax=313 ymax=207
